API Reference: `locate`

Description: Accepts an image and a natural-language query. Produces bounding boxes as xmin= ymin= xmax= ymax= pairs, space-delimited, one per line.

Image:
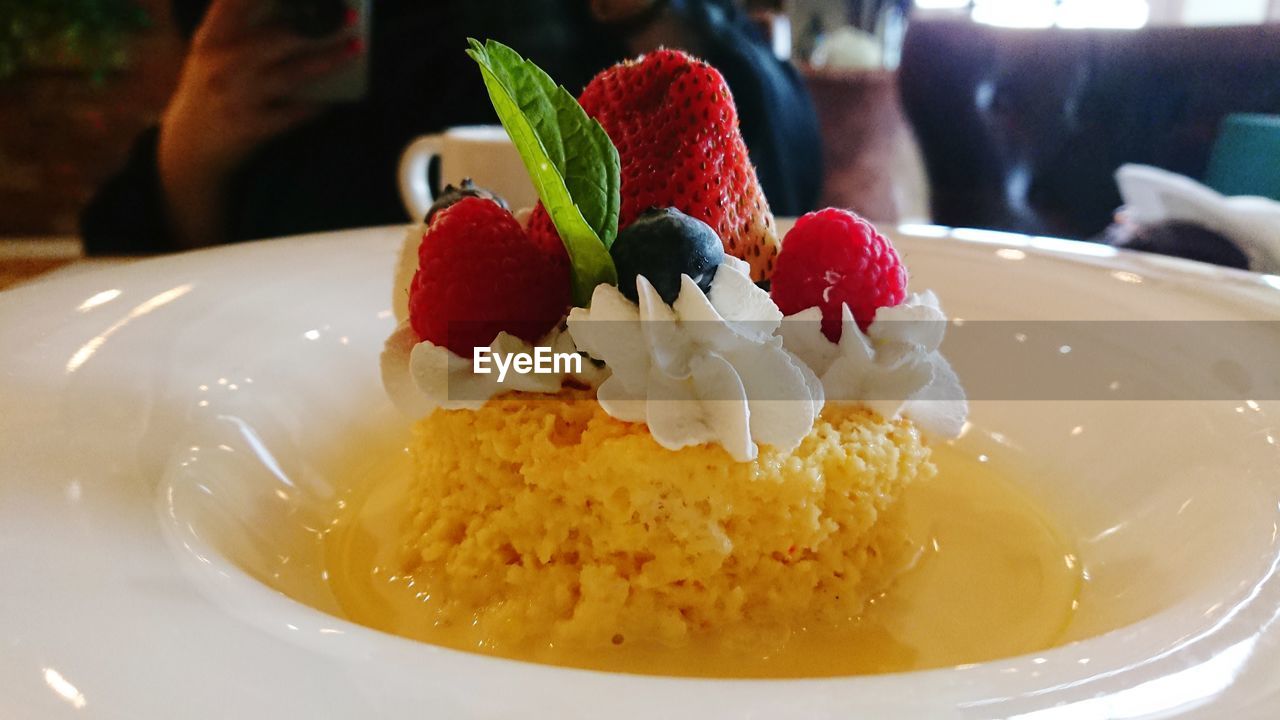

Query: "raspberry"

xmin=408 ymin=197 xmax=570 ymax=355
xmin=770 ymin=208 xmax=906 ymax=341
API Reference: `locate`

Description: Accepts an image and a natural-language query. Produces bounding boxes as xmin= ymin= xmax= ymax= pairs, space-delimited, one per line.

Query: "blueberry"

xmin=610 ymin=208 xmax=724 ymax=304
xmin=425 ymin=178 xmax=508 ymax=225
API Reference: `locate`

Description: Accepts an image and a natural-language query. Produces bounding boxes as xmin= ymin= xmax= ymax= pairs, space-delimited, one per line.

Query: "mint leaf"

xmin=466 ymin=39 xmax=619 ymax=305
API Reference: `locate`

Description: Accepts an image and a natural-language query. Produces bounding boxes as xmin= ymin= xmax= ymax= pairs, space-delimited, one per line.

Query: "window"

xmin=1055 ymin=0 xmax=1151 ymax=27
xmin=1182 ymin=0 xmax=1271 ymax=25
xmin=913 ymin=0 xmax=1278 ymax=26
xmin=967 ymin=0 xmax=1150 ymax=28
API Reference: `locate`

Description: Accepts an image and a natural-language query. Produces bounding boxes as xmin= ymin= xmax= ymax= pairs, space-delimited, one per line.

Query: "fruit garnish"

xmin=408 ymin=196 xmax=570 ymax=355
xmin=528 ymin=49 xmax=779 ymax=281
xmin=770 ymin=208 xmax=906 ymax=341
xmin=425 ymin=178 xmax=508 ymax=226
xmin=466 ymin=39 xmax=619 ymax=305
xmin=610 ymin=207 xmax=723 ymax=304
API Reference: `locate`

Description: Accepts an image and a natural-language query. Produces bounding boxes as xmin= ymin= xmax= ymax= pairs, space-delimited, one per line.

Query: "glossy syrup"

xmin=322 ymin=445 xmax=1084 ymax=677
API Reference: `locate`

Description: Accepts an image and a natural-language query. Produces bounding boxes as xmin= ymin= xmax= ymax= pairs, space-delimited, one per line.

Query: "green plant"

xmin=0 ymin=0 xmax=150 ymax=81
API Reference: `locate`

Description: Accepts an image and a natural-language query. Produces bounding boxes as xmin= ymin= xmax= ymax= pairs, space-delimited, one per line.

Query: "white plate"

xmin=2 ymin=225 xmax=1279 ymax=719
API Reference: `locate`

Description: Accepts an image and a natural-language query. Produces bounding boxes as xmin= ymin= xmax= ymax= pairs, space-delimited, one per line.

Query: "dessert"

xmin=395 ymin=390 xmax=925 ymax=651
xmin=338 ymin=40 xmax=1079 ymax=676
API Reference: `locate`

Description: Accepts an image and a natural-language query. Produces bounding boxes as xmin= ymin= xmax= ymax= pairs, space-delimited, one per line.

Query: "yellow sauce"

xmin=323 ymin=445 xmax=1083 ymax=677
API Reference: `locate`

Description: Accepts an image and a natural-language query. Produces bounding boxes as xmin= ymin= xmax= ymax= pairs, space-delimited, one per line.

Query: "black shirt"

xmin=81 ymin=0 xmax=822 ymax=254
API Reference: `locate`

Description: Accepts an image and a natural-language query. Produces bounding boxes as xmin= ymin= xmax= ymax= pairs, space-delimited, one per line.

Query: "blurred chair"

xmin=1205 ymin=113 xmax=1280 ymax=202
xmin=898 ymin=19 xmax=1280 ymax=239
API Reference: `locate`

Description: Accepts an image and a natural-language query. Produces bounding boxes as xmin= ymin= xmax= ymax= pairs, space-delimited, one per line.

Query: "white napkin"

xmin=1116 ymin=164 xmax=1280 ymax=274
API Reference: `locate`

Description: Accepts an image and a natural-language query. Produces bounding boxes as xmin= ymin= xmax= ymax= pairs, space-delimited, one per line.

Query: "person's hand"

xmin=158 ymin=0 xmax=362 ymax=247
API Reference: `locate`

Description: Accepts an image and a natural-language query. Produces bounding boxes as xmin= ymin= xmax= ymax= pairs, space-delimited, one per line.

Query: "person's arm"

xmin=158 ymin=0 xmax=361 ymax=248
xmin=81 ymin=0 xmax=361 ymax=253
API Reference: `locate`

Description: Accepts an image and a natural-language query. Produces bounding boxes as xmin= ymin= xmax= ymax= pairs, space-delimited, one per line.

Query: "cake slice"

xmin=380 ymin=40 xmax=966 ymax=656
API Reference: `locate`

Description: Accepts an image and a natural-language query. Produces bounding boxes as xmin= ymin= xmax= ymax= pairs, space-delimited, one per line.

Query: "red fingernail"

xmin=345 ymin=37 xmax=364 ymax=55
xmin=343 ymin=8 xmax=358 ymax=27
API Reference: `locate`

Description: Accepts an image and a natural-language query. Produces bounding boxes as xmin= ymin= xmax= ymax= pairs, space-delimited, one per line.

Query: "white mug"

xmin=397 ymin=125 xmax=538 ymax=221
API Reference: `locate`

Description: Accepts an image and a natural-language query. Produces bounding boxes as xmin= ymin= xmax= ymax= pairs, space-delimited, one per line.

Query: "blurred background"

xmin=1 ymin=0 xmax=1278 ymax=285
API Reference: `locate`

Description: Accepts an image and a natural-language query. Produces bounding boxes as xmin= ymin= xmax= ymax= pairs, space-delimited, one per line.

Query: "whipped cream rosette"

xmin=780 ymin=291 xmax=967 ymax=440
xmin=568 ymin=256 xmax=822 ymax=462
xmin=391 ymin=221 xmax=426 ymax=323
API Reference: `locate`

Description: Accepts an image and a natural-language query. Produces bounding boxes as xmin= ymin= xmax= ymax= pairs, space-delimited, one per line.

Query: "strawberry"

xmin=770 ymin=208 xmax=906 ymax=341
xmin=527 ymin=49 xmax=779 ymax=282
xmin=409 ymin=197 xmax=570 ymax=355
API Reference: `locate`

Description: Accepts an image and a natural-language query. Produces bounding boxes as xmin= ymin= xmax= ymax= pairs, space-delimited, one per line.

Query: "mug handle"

xmin=398 ymin=134 xmax=444 ymax=222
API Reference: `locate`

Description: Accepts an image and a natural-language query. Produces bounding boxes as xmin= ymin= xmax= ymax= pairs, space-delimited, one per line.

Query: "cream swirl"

xmin=391 ymin=222 xmax=426 ymax=324
xmin=779 ymin=291 xmax=967 ymax=439
xmin=567 ymin=256 xmax=823 ymax=462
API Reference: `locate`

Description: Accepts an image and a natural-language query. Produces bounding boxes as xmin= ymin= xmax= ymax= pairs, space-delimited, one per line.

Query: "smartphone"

xmin=273 ymin=0 xmax=370 ymax=102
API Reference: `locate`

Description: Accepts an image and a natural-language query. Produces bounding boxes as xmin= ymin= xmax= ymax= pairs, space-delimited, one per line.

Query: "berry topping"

xmin=526 ymin=49 xmax=779 ymax=282
xmin=408 ymin=196 xmax=570 ymax=355
xmin=610 ymin=207 xmax=724 ymax=304
xmin=424 ymin=178 xmax=508 ymax=226
xmin=770 ymin=208 xmax=907 ymax=341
